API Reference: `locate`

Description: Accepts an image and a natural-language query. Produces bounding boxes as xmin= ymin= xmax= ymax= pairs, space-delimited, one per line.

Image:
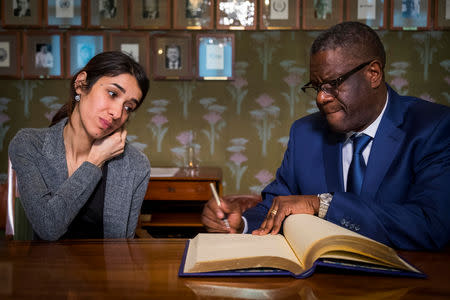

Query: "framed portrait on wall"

xmin=151 ymin=33 xmax=193 ymax=80
xmin=196 ymin=34 xmax=234 ymax=80
xmin=434 ymin=0 xmax=450 ymax=30
xmin=88 ymin=0 xmax=128 ymax=29
xmin=216 ymin=0 xmax=257 ymax=30
xmin=110 ymin=32 xmax=150 ymax=76
xmin=0 ymin=32 xmax=21 ymax=79
xmin=130 ymin=0 xmax=171 ymax=29
xmin=1 ymin=0 xmax=42 ymax=27
xmin=346 ymin=0 xmax=387 ymax=30
xmin=390 ymin=0 xmax=431 ymax=30
xmin=259 ymin=0 xmax=300 ymax=30
xmin=173 ymin=0 xmax=214 ymax=29
xmin=67 ymin=32 xmax=105 ymax=77
xmin=45 ymin=0 xmax=85 ymax=28
xmin=302 ymin=0 xmax=343 ymax=30
xmin=23 ymin=32 xmax=64 ymax=79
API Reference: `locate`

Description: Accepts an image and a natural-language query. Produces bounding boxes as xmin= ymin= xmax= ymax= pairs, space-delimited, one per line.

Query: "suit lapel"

xmin=323 ymin=132 xmax=346 ymax=193
xmin=362 ymin=86 xmax=406 ymax=200
xmin=103 ymin=151 xmax=133 ymax=238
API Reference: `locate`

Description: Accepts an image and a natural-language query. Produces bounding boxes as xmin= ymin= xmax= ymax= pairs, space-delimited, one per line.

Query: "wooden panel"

xmin=141 ymin=212 xmax=203 ymax=227
xmin=145 ymin=181 xmax=213 ymax=201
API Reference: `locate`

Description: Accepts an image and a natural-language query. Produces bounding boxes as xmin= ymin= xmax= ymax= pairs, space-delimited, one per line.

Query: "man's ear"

xmin=368 ymin=60 xmax=383 ymax=89
xmin=74 ymin=71 xmax=87 ymax=94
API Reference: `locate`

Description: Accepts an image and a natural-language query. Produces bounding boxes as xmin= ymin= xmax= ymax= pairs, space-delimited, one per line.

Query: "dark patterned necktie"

xmin=347 ymin=134 xmax=372 ymax=195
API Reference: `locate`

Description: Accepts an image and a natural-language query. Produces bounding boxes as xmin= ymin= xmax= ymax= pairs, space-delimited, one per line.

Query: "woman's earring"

xmin=75 ymin=94 xmax=80 ymax=102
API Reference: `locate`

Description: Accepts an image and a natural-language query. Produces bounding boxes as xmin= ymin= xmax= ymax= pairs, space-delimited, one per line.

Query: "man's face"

xmin=17 ymin=0 xmax=29 ymax=9
xmin=41 ymin=45 xmax=48 ymax=53
xmin=166 ymin=46 xmax=180 ymax=62
xmin=144 ymin=0 xmax=158 ymax=11
xmin=310 ymin=48 xmax=379 ymax=133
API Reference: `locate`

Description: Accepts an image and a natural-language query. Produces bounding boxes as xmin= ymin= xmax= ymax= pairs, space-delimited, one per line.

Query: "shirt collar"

xmin=345 ymin=92 xmax=389 ymax=141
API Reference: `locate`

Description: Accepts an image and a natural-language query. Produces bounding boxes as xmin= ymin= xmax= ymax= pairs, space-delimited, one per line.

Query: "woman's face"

xmin=76 ymin=73 xmax=142 ymax=139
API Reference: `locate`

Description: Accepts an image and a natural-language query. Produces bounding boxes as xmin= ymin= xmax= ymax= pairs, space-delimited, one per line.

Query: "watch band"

xmin=317 ymin=193 xmax=333 ymax=219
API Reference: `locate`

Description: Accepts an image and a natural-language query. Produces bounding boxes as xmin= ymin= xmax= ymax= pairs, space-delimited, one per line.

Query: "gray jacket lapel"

xmin=103 ymin=151 xmax=133 ymax=238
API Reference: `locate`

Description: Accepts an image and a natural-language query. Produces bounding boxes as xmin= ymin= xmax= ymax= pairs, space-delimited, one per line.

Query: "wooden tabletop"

xmin=1 ymin=239 xmax=449 ymax=299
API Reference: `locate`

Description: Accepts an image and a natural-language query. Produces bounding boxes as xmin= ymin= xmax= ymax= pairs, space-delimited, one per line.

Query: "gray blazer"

xmin=8 ymin=118 xmax=151 ymax=241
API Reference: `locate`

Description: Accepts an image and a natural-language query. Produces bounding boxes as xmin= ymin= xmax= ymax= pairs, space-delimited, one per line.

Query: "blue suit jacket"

xmin=243 ymin=85 xmax=450 ymax=250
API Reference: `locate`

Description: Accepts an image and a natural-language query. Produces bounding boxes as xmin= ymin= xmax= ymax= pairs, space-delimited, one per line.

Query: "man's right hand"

xmin=201 ymin=195 xmax=245 ymax=233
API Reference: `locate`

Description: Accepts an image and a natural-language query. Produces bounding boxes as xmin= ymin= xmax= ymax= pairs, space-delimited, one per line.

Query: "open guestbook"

xmin=179 ymin=214 xmax=424 ymax=278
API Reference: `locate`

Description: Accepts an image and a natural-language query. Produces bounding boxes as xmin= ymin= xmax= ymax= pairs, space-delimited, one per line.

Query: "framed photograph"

xmin=67 ymin=32 xmax=105 ymax=77
xmin=110 ymin=32 xmax=150 ymax=76
xmin=196 ymin=34 xmax=234 ymax=80
xmin=2 ymin=0 xmax=42 ymax=27
xmin=216 ymin=0 xmax=257 ymax=30
xmin=23 ymin=32 xmax=64 ymax=79
xmin=434 ymin=0 xmax=450 ymax=30
xmin=45 ymin=0 xmax=85 ymax=28
xmin=88 ymin=0 xmax=128 ymax=29
xmin=346 ymin=0 xmax=387 ymax=30
xmin=151 ymin=33 xmax=193 ymax=80
xmin=390 ymin=0 xmax=431 ymax=30
xmin=0 ymin=32 xmax=21 ymax=79
xmin=130 ymin=0 xmax=171 ymax=29
xmin=302 ymin=0 xmax=344 ymax=30
xmin=259 ymin=0 xmax=300 ymax=30
xmin=173 ymin=0 xmax=214 ymax=29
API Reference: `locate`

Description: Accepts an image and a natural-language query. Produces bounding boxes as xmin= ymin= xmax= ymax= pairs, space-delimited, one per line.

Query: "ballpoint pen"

xmin=209 ymin=183 xmax=230 ymax=229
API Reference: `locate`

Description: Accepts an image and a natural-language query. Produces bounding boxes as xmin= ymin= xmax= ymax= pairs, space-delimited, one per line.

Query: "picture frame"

xmin=216 ymin=0 xmax=257 ymax=30
xmin=196 ymin=33 xmax=235 ymax=80
xmin=434 ymin=0 xmax=450 ymax=30
xmin=390 ymin=0 xmax=431 ymax=30
xmin=110 ymin=32 xmax=150 ymax=76
xmin=1 ymin=0 xmax=42 ymax=27
xmin=88 ymin=0 xmax=128 ymax=29
xmin=302 ymin=0 xmax=344 ymax=30
xmin=259 ymin=0 xmax=300 ymax=30
xmin=23 ymin=32 xmax=64 ymax=79
xmin=173 ymin=0 xmax=214 ymax=30
xmin=130 ymin=0 xmax=171 ymax=30
xmin=67 ymin=32 xmax=105 ymax=77
xmin=45 ymin=0 xmax=85 ymax=28
xmin=0 ymin=32 xmax=21 ymax=79
xmin=346 ymin=0 xmax=387 ymax=30
xmin=151 ymin=33 xmax=193 ymax=80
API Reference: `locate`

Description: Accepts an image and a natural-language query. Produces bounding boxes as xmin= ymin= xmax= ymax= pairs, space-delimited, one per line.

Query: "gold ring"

xmin=270 ymin=209 xmax=277 ymax=216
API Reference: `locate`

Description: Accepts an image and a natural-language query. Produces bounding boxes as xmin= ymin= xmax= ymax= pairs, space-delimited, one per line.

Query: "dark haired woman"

xmin=8 ymin=51 xmax=151 ymax=240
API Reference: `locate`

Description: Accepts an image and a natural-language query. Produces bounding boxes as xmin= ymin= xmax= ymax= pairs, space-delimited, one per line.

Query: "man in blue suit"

xmin=201 ymin=21 xmax=450 ymax=250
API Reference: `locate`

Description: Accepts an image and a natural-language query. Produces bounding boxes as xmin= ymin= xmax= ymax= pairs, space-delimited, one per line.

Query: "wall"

xmin=1 ymin=30 xmax=449 ymax=195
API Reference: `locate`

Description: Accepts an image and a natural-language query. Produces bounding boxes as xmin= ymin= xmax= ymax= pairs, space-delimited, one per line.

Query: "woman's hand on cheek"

xmin=87 ymin=129 xmax=127 ymax=167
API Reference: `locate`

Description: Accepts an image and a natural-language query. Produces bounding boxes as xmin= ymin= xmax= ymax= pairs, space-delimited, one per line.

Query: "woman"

xmin=8 ymin=51 xmax=150 ymax=241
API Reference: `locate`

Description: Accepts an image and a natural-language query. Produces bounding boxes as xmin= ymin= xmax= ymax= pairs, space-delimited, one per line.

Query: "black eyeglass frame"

xmin=301 ymin=60 xmax=373 ymax=97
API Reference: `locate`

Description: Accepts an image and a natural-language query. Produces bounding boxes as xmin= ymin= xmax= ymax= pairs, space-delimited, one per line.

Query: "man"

xmin=201 ymin=22 xmax=450 ymax=251
xmin=165 ymin=45 xmax=181 ymax=70
xmin=35 ymin=44 xmax=54 ymax=68
xmin=13 ymin=0 xmax=31 ymax=17
xmin=99 ymin=0 xmax=117 ymax=19
xmin=142 ymin=0 xmax=159 ymax=19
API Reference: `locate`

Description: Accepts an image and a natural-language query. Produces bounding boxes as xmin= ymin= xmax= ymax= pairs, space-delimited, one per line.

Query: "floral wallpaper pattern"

xmin=1 ymin=31 xmax=449 ymax=196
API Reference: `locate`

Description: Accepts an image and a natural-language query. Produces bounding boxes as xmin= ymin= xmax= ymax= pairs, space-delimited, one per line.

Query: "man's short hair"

xmin=311 ymin=21 xmax=386 ymax=69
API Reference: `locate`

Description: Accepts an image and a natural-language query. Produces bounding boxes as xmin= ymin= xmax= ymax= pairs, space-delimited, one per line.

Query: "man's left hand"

xmin=252 ymin=195 xmax=319 ymax=235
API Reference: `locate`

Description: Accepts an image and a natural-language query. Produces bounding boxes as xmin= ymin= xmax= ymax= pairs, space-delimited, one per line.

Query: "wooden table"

xmin=1 ymin=239 xmax=449 ymax=299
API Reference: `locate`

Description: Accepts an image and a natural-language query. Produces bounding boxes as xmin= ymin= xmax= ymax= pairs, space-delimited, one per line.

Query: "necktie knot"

xmin=351 ymin=134 xmax=371 ymax=155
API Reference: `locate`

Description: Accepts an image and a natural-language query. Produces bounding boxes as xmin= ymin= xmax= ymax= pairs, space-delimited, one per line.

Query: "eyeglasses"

xmin=301 ymin=60 xmax=373 ymax=98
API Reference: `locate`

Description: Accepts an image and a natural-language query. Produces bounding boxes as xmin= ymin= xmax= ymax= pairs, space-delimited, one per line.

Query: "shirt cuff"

xmin=241 ymin=216 xmax=248 ymax=234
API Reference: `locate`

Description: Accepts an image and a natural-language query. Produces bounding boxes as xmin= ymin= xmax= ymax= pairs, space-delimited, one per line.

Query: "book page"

xmin=283 ymin=214 xmax=419 ymax=273
xmin=184 ymin=233 xmax=303 ymax=274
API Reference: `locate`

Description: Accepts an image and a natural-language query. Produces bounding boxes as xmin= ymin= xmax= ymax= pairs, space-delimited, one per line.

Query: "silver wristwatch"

xmin=317 ymin=193 xmax=333 ymax=219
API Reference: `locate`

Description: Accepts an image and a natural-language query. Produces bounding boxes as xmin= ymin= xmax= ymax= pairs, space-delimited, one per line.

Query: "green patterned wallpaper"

xmin=1 ymin=30 xmax=449 ymax=195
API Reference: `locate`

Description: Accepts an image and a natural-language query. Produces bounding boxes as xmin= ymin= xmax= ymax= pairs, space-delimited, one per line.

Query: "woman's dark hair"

xmin=50 ymin=51 xmax=149 ymax=126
